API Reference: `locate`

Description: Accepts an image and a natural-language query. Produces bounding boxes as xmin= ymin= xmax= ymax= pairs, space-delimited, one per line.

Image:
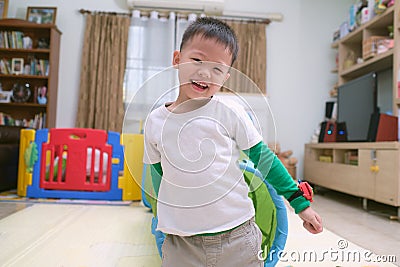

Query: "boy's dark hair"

xmin=180 ymin=17 xmax=239 ymax=66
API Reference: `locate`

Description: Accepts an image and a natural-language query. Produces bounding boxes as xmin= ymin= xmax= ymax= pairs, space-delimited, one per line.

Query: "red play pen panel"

xmin=39 ymin=128 xmax=112 ymax=192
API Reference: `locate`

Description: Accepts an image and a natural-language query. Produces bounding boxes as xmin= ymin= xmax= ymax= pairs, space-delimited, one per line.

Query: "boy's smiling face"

xmin=172 ymin=34 xmax=232 ymax=104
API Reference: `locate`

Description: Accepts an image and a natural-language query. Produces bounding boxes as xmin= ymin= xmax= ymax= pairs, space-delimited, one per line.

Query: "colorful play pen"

xmin=17 ymin=128 xmax=144 ymax=201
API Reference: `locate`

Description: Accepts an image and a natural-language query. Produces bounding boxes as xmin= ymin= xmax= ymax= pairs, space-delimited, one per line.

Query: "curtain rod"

xmin=223 ymin=10 xmax=282 ymax=22
xmin=217 ymin=16 xmax=270 ymax=24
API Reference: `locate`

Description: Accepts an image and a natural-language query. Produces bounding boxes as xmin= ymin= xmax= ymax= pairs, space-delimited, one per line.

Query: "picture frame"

xmin=0 ymin=0 xmax=8 ymax=19
xmin=11 ymin=58 xmax=24 ymax=75
xmin=26 ymin=7 xmax=57 ymax=25
xmin=0 ymin=90 xmax=11 ymax=103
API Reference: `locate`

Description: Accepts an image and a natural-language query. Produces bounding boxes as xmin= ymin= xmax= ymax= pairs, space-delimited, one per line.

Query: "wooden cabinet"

xmin=304 ymin=142 xmax=400 ymax=216
xmin=306 ymin=3 xmax=400 ymax=217
xmin=0 ymin=19 xmax=61 ymax=128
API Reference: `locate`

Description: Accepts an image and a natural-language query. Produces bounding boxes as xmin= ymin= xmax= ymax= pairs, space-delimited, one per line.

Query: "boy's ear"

xmin=172 ymin=50 xmax=180 ymax=69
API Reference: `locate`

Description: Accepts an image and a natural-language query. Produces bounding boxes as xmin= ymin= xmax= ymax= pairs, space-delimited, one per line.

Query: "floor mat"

xmin=0 ymin=190 xmax=132 ymax=206
xmin=0 ymin=203 xmax=160 ymax=267
xmin=0 ymin=202 xmax=396 ymax=267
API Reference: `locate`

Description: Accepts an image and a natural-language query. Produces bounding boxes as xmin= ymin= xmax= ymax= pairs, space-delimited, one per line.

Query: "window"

xmin=123 ymin=11 xmax=196 ymax=133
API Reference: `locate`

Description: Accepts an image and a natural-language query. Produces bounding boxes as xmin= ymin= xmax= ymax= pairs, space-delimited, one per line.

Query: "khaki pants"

xmin=161 ymin=218 xmax=264 ymax=267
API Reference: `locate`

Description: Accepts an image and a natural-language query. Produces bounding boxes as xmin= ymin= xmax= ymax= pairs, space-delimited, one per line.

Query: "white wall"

xmin=7 ymin=0 xmax=353 ymax=177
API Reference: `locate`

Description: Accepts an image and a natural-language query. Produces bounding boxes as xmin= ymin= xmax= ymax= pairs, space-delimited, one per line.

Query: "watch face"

xmin=11 ymin=83 xmax=31 ymax=103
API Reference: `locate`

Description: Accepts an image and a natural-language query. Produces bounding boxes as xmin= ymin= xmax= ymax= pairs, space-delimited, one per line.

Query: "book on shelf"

xmin=319 ymin=155 xmax=333 ymax=163
xmin=0 ymin=31 xmax=33 ymax=50
xmin=0 ymin=112 xmax=46 ymax=129
xmin=0 ymin=57 xmax=49 ymax=76
xmin=0 ymin=58 xmax=11 ymax=74
xmin=0 ymin=31 xmax=25 ymax=49
xmin=30 ymin=58 xmax=49 ymax=76
xmin=344 ymin=151 xmax=358 ymax=165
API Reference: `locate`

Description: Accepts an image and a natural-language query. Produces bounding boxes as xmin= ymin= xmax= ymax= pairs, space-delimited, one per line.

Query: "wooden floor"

xmin=311 ymin=188 xmax=400 ymax=267
xmin=0 ymin=193 xmax=398 ymax=267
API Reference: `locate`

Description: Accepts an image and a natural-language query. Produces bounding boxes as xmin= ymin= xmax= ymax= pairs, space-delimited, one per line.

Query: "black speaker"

xmin=319 ymin=121 xmax=347 ymax=142
xmin=336 ymin=122 xmax=347 ymax=142
xmin=319 ymin=121 xmax=336 ymax=142
xmin=318 ymin=121 xmax=327 ymax=142
xmin=325 ymin=101 xmax=335 ymax=119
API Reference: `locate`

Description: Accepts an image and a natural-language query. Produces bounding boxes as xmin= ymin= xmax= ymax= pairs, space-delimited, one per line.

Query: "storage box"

xmin=362 ymin=36 xmax=387 ymax=60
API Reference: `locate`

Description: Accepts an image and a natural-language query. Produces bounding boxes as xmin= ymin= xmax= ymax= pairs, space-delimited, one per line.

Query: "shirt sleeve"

xmin=150 ymin=162 xmax=163 ymax=197
xmin=149 ymin=162 xmax=163 ymax=217
xmin=143 ymin=115 xmax=161 ymax=164
xmin=229 ymin=101 xmax=263 ymax=150
xmin=243 ymin=141 xmax=310 ymax=214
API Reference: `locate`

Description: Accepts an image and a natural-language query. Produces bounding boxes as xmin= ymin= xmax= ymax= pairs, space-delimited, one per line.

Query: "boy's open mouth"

xmin=191 ymin=80 xmax=209 ymax=91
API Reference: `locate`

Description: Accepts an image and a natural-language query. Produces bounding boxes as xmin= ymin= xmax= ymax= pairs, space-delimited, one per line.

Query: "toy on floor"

xmin=142 ymin=159 xmax=289 ymax=267
xmin=17 ymin=128 xmax=130 ymax=200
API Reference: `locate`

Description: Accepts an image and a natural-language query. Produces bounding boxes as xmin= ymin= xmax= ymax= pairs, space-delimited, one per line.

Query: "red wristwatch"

xmin=288 ymin=180 xmax=314 ymax=203
xmin=298 ymin=181 xmax=313 ymax=202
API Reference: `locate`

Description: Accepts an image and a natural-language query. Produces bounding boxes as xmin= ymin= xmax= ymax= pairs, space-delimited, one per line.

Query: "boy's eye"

xmin=214 ymin=64 xmax=229 ymax=74
xmin=191 ymin=58 xmax=202 ymax=64
xmin=213 ymin=67 xmax=223 ymax=74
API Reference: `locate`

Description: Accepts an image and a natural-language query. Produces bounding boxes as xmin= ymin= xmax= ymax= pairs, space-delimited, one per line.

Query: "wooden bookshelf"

xmin=0 ymin=19 xmax=61 ymax=129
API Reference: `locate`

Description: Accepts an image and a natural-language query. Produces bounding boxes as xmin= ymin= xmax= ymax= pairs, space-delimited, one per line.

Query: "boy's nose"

xmin=197 ymin=67 xmax=211 ymax=78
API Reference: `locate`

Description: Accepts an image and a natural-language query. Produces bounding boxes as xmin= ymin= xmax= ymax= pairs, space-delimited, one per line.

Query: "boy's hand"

xmin=298 ymin=207 xmax=323 ymax=234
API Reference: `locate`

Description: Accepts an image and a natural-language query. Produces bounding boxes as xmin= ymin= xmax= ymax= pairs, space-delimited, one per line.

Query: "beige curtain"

xmin=223 ymin=21 xmax=267 ymax=94
xmin=76 ymin=13 xmax=130 ymax=132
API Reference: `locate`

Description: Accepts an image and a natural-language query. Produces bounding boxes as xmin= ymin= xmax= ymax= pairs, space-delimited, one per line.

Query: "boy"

xmin=144 ymin=17 xmax=323 ymax=267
